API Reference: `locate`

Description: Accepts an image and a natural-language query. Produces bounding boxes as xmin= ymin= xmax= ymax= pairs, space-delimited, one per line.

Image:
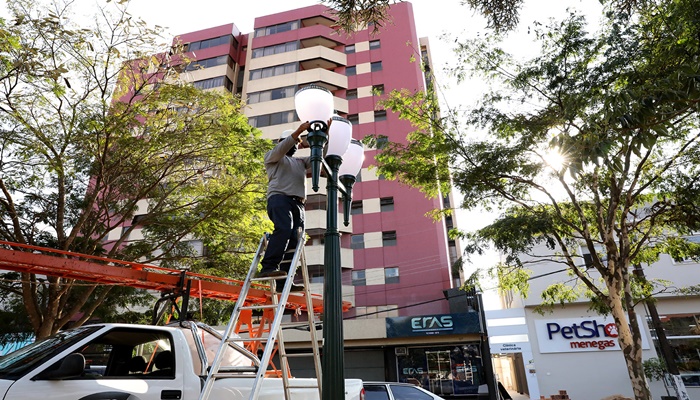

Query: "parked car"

xmin=363 ymin=381 xmax=446 ymax=400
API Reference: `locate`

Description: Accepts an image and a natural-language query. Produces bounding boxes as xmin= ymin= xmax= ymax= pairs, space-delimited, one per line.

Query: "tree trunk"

xmin=608 ymin=287 xmax=652 ymax=400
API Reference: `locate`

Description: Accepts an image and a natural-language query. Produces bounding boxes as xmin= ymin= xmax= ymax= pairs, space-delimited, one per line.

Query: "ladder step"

xmin=251 ymin=275 xmax=287 ymax=281
xmin=228 ymin=336 xmax=271 ymax=342
xmin=239 ymin=304 xmax=281 ymax=310
xmin=285 ymin=383 xmax=321 ymax=389
xmin=282 ymin=352 xmax=316 ymax=358
xmin=215 ymin=366 xmax=259 ymax=374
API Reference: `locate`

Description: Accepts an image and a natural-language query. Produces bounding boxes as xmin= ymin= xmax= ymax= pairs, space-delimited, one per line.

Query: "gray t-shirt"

xmin=264 ymin=135 xmax=311 ymax=199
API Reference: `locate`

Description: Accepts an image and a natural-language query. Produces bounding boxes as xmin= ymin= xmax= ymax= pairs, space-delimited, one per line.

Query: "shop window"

xmin=351 ymin=234 xmax=365 ymax=249
xmin=384 ymin=267 xmax=399 ymax=284
xmin=380 ymin=197 xmax=394 ymax=212
xmin=369 ymin=40 xmax=381 ymax=50
xmin=382 ymin=231 xmax=397 ymax=246
xmin=397 ymin=345 xmax=484 ymax=396
xmin=351 ymin=270 xmax=366 ymax=286
xmin=655 ymin=313 xmax=700 ymax=386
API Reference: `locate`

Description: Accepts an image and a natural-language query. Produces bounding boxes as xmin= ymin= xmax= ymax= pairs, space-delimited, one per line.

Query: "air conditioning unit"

xmin=394 ymin=347 xmax=408 ymax=356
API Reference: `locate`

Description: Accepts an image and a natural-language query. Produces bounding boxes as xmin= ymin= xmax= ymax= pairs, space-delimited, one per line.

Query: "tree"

xmin=0 ymin=0 xmax=271 ymax=340
xmin=325 ymin=0 xmax=646 ymax=33
xmin=366 ymin=0 xmax=700 ymax=399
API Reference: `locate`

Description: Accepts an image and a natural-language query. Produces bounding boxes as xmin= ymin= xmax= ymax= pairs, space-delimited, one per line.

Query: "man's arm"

xmin=264 ymin=121 xmax=311 ymax=164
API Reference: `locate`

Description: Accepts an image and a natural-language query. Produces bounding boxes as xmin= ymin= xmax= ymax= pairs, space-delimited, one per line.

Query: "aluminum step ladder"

xmin=198 ymin=229 xmax=322 ymax=400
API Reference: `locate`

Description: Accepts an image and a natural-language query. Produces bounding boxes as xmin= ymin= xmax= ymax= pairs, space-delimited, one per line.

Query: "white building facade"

xmin=486 ymin=241 xmax=700 ymax=400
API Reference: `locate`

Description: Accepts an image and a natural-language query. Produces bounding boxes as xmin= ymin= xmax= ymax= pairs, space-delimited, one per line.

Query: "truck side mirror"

xmin=33 ymin=353 xmax=86 ymax=380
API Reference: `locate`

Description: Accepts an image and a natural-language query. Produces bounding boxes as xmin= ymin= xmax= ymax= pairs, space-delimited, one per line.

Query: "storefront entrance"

xmin=492 ymin=353 xmax=529 ymax=397
xmin=397 ymin=344 xmax=485 ymax=396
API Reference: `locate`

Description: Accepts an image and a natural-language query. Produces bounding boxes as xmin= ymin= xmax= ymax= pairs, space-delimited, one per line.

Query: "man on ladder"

xmin=257 ymin=120 xmax=320 ymax=292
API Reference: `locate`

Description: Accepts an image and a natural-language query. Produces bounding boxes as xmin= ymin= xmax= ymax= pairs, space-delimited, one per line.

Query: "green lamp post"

xmin=294 ymin=85 xmax=364 ymax=400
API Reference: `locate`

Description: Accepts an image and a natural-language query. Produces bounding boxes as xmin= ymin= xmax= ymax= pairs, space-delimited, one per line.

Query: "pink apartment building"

xmin=171 ymin=3 xmax=492 ymax=398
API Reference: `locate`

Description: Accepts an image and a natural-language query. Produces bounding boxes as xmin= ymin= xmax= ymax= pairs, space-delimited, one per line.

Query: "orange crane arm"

xmin=0 ymin=241 xmax=351 ymax=313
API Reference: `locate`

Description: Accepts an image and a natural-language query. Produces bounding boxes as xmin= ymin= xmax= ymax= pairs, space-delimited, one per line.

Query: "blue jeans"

xmin=260 ymin=194 xmax=305 ymax=273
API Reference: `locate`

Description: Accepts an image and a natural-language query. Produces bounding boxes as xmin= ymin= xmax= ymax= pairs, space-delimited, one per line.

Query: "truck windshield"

xmin=0 ymin=325 xmax=101 ymax=380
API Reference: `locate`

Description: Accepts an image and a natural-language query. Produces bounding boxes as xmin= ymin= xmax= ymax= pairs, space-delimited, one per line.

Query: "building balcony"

xmin=246 ymin=68 xmax=347 ymax=94
xmin=305 ymin=207 xmax=353 ymax=234
xmin=303 ymin=242 xmax=354 ymax=269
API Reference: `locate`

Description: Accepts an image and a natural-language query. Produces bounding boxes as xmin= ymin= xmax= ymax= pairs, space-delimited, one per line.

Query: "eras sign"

xmin=386 ymin=313 xmax=481 ymax=337
xmin=534 ymin=316 xmax=650 ymax=353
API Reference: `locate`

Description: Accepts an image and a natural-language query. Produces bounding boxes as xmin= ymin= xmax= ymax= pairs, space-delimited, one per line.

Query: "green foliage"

xmin=642 ymin=357 xmax=667 ymax=381
xmin=0 ymin=0 xmax=270 ymax=338
xmin=369 ymin=2 xmax=700 ymax=397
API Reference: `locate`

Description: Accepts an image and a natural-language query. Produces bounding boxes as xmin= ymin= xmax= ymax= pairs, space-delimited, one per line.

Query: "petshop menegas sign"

xmin=534 ymin=316 xmax=649 ymax=353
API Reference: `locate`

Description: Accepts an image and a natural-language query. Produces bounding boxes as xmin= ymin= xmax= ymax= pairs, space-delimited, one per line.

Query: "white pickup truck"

xmin=0 ymin=321 xmax=364 ymax=400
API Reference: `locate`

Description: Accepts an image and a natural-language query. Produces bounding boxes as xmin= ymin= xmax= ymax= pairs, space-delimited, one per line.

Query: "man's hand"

xmin=293 ymin=121 xmax=311 ymax=140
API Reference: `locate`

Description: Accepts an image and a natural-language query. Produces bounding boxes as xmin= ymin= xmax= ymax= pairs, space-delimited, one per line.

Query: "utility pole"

xmin=633 ymin=265 xmax=690 ymax=400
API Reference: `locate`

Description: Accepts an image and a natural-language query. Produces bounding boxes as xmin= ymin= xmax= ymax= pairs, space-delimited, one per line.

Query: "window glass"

xmin=372 ymin=84 xmax=385 ymax=95
xmin=380 ymin=197 xmax=394 ymax=212
xmin=389 ymin=385 xmax=432 ymax=400
xmin=264 ymin=46 xmax=275 ymax=56
xmin=382 ymin=231 xmax=397 ymax=246
xmin=364 ymin=385 xmax=390 ymax=400
xmin=346 ymin=66 xmax=357 ymax=76
xmin=345 ymin=45 xmax=356 ymax=54
xmin=397 ymin=345 xmax=485 ymax=396
xmin=347 ymin=114 xmax=359 ymax=125
xmin=374 ymin=110 xmax=387 ymax=121
xmin=385 ymin=267 xmax=399 ymax=284
xmin=371 ymin=61 xmax=383 ymax=72
xmin=369 ymin=40 xmax=381 ymax=49
xmin=249 ymin=70 xmax=262 ymax=80
xmin=351 ymin=270 xmax=366 ymax=286
xmin=351 ymin=200 xmax=363 ymax=215
xmin=351 ymin=234 xmax=365 ymax=249
xmin=247 ymin=93 xmax=260 ymax=104
xmin=346 ymin=89 xmax=358 ymax=100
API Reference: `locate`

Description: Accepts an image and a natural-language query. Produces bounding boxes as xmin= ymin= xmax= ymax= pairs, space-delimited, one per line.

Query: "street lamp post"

xmin=294 ymin=85 xmax=364 ymax=400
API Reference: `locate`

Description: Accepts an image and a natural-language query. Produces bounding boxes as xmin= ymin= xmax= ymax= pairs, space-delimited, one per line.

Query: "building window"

xmin=372 ymin=84 xmax=385 ymax=95
xmin=374 ymin=110 xmax=387 ymax=121
xmin=369 ymin=40 xmax=381 ymax=50
xmin=655 ymin=313 xmax=700 ymax=387
xmin=376 ymin=136 xmax=389 ymax=149
xmin=346 ymin=66 xmax=357 ymax=76
xmin=193 ymin=76 xmax=231 ymax=91
xmin=346 ymin=89 xmax=358 ymax=100
xmin=254 ymin=20 xmax=300 ymax=37
xmin=347 ymin=114 xmax=359 ymax=125
xmin=384 ymin=267 xmax=399 ymax=284
xmin=345 ymin=44 xmax=356 ymax=54
xmin=351 ymin=200 xmax=363 ymax=215
xmin=184 ymin=55 xmax=231 ymax=71
xmin=582 ymin=243 xmax=606 ymax=269
xmin=371 ymin=61 xmax=383 ymax=72
xmin=186 ymin=35 xmax=232 ymax=51
xmin=380 ymin=197 xmax=394 ymax=212
xmin=249 ymin=63 xmax=298 ymax=80
xmin=248 ymin=110 xmax=297 ymax=128
xmin=351 ymin=234 xmax=365 ymax=249
xmin=352 ymin=270 xmax=366 ymax=286
xmin=247 ymin=85 xmax=296 ymax=104
xmin=251 ymin=41 xmax=299 ymax=58
xmin=382 ymin=231 xmax=397 ymax=246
